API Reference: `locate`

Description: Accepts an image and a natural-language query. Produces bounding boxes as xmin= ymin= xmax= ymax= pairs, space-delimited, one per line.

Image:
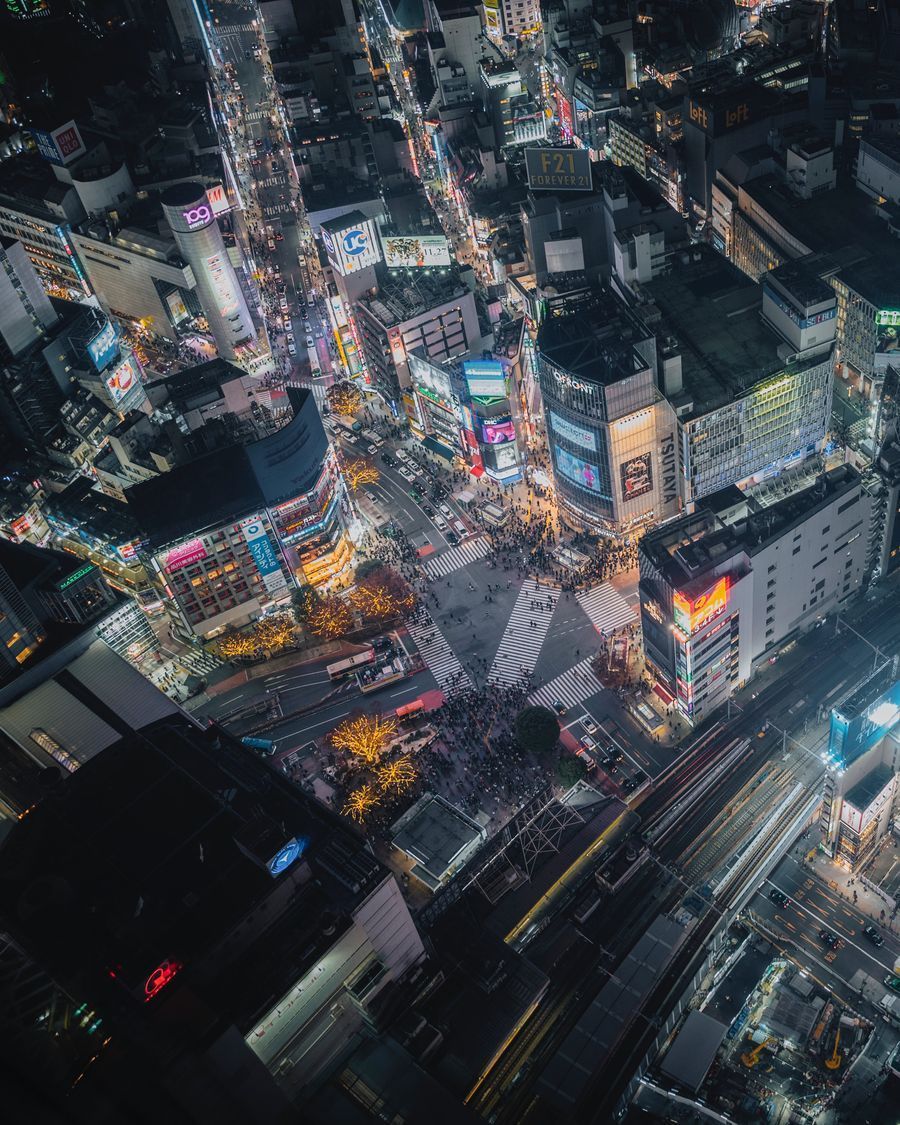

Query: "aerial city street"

xmin=0 ymin=0 xmax=899 ymax=1122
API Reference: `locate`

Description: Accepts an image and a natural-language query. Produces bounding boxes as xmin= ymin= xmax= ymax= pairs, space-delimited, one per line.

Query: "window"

xmin=821 ymin=525 xmax=830 ymax=535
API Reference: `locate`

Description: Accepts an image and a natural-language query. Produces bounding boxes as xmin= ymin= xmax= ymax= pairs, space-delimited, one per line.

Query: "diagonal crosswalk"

xmin=576 ymin=583 xmax=636 ymax=636
xmin=423 ymin=536 xmax=490 ymax=579
xmin=488 ymin=578 xmax=560 ymax=686
xmin=405 ymin=611 xmax=471 ymax=698
xmin=529 ymin=657 xmax=602 ymax=711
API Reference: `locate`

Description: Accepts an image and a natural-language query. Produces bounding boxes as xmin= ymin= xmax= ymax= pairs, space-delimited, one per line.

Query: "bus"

xmin=327 ymin=648 xmax=375 ymax=680
xmin=481 ymin=501 xmax=510 ymax=529
xmin=396 ymin=699 xmax=424 ymax=719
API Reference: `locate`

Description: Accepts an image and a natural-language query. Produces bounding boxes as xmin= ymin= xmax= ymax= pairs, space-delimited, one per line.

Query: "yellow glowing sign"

xmin=673 ymin=577 xmax=729 ymax=636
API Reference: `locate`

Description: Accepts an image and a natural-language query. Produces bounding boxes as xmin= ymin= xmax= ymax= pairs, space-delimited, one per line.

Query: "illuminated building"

xmin=0 ymin=699 xmax=425 ymax=1118
xmin=536 ymin=290 xmax=681 ymax=536
xmin=0 ymin=236 xmax=58 ymax=360
xmin=642 ymin=251 xmax=834 ymax=505
xmin=160 ymin=182 xmax=257 ymax=360
xmin=821 ymin=664 xmax=900 ymax=869
xmin=640 ymin=465 xmax=872 ymax=723
xmin=128 ymin=388 xmax=352 ymax=636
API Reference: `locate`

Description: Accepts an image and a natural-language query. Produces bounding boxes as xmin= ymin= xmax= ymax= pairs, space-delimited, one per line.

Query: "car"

xmin=401 ymin=467 xmax=417 ymax=482
xmin=583 ymin=717 xmax=598 ymax=735
xmin=453 ymin=519 xmax=467 ymax=536
xmin=447 ymin=529 xmax=460 ymax=545
xmin=396 ymin=449 xmax=409 ymax=463
xmin=622 ymin=776 xmax=639 ymax=794
xmin=768 ymin=889 xmax=790 ymax=909
xmin=287 ymin=343 xmax=296 ymax=356
xmin=433 ymin=515 xmax=447 ymax=530
xmin=422 ymin=505 xmax=434 ymax=517
xmin=364 ymin=491 xmax=378 ymax=503
xmin=285 ymin=333 xmax=294 ymax=344
xmin=863 ymin=925 xmax=885 ymax=947
xmin=408 ymin=488 xmax=422 ymax=502
xmin=607 ymin=746 xmax=623 ymax=762
xmin=819 ymin=928 xmax=840 ymax=948
xmin=306 ymin=336 xmax=314 ymax=347
xmin=381 ymin=452 xmax=395 ymax=467
xmin=367 ymin=444 xmax=378 ymax=455
xmin=601 ymin=756 xmax=619 ymax=773
xmin=552 ymin=700 xmax=567 ymax=716
xmin=582 ymin=734 xmax=596 ymax=750
xmin=884 ymin=975 xmax=900 ymax=994
xmin=343 ymin=433 xmax=358 ymax=445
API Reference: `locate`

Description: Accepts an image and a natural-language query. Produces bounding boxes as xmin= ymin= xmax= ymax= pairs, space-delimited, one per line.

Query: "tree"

xmin=355 ymin=558 xmax=383 ymax=581
xmin=342 ymin=457 xmax=380 ymax=491
xmin=514 ymin=706 xmax=560 ymax=755
xmin=307 ymin=593 xmax=353 ymax=639
xmin=349 ymin=566 xmax=417 ymax=623
xmin=343 ymin=783 xmax=380 ymax=823
xmin=557 ymin=755 xmax=588 ymax=788
xmin=329 ymin=713 xmax=398 ymax=765
xmin=327 ymin=380 xmax=362 ymax=416
xmin=254 ymin=613 xmax=295 ymax=652
xmin=375 ymin=755 xmax=417 ymax=794
xmin=292 ymin=583 xmax=320 ymax=628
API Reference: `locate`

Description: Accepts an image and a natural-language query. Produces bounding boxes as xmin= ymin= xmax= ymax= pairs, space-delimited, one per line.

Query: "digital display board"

xmin=620 ymin=452 xmax=653 ymax=500
xmin=164 ymin=539 xmax=207 ymax=572
xmin=829 ymin=663 xmax=900 ymax=767
xmin=87 ymin=320 xmax=120 ymax=371
xmin=464 ymin=359 xmax=505 ymax=399
xmin=383 ymin=234 xmax=452 ymax=268
xmin=525 ymin=147 xmax=592 ymax=192
xmin=875 ymin=309 xmax=900 ymax=362
xmin=548 ymin=410 xmax=596 ymax=451
xmin=205 ymin=251 xmax=239 ymax=317
xmin=322 ymin=216 xmax=381 ymax=276
xmin=205 ymin=182 xmax=231 ymax=217
xmin=555 ymin=446 xmax=604 ymax=493
xmin=481 ymin=417 xmax=515 ymax=444
xmin=672 ymin=577 xmax=729 ymax=637
xmin=105 ymin=355 xmax=141 ymax=405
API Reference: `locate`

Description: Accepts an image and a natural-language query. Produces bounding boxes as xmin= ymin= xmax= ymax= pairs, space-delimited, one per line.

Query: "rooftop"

xmin=846 ymin=762 xmax=895 ymax=813
xmin=392 ymin=794 xmax=484 ymax=886
xmin=659 ymin=1010 xmax=728 ymax=1093
xmin=537 ymin=289 xmax=650 ymax=387
xmin=642 ymin=247 xmax=787 ymax=415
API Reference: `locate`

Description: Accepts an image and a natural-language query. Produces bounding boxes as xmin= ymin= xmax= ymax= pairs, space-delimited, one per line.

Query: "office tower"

xmin=0 ymin=236 xmax=59 ymax=361
xmin=160 ymin=182 xmax=256 ymax=361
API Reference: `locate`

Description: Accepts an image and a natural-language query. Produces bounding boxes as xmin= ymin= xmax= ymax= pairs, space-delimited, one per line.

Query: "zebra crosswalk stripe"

xmin=406 ymin=612 xmax=471 ymax=697
xmin=423 ymin=536 xmax=490 ymax=579
xmin=488 ymin=577 xmax=560 ymax=686
xmin=529 ymin=657 xmax=601 ymax=710
xmin=576 ymin=583 xmax=636 ymax=635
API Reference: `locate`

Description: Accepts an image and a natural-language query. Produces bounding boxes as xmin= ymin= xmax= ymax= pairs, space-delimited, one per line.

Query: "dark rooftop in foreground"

xmin=536 ymin=289 xmax=650 ymax=387
xmin=845 ymin=762 xmax=895 ymax=813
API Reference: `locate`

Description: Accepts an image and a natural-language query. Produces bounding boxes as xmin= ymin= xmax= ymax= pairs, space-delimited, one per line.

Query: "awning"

xmin=469 ymin=465 xmax=484 ymax=478
xmin=653 ymin=682 xmax=675 ymax=705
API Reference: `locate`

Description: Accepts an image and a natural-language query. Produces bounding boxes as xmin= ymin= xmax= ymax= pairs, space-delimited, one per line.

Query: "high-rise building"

xmin=160 ymin=182 xmax=257 ymax=360
xmin=0 ymin=236 xmax=58 ymax=360
xmin=639 ymin=466 xmax=872 ymax=724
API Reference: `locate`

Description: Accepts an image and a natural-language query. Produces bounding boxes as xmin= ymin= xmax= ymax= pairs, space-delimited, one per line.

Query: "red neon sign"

xmin=144 ymin=958 xmax=183 ymax=1001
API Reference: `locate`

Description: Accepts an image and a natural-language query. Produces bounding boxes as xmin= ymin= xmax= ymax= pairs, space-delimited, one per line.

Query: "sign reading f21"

xmin=525 ymin=147 xmax=592 ymax=192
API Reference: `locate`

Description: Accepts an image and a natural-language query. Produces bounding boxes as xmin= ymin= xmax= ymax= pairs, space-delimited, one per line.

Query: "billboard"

xmin=673 ymin=577 xmax=729 ymax=637
xmin=322 ymin=218 xmax=381 ymax=276
xmin=548 ymin=410 xmax=596 ymax=451
xmin=205 ymin=251 xmax=239 ymax=317
xmin=525 ymin=147 xmax=592 ymax=192
xmin=105 ymin=355 xmax=141 ymax=405
xmin=205 ymin=182 xmax=231 ymax=217
xmin=829 ymin=663 xmax=900 ymax=767
xmin=383 ymin=234 xmax=452 ymax=269
xmin=620 ymin=452 xmax=653 ymax=501
xmin=29 ymin=119 xmax=86 ymax=166
xmin=875 ymin=309 xmax=900 ymax=364
xmin=481 ymin=417 xmax=516 ymax=444
xmin=164 ymin=538 xmax=207 ymax=572
xmin=556 ymin=446 xmax=604 ymax=493
xmin=87 ymin=320 xmax=120 ymax=371
xmin=242 ymin=519 xmax=289 ymax=595
xmin=464 ymin=359 xmax=506 ymax=399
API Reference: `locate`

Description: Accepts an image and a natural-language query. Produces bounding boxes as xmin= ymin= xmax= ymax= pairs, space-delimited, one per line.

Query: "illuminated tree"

xmin=343 ymin=783 xmax=380 ymax=823
xmin=254 ymin=613 xmax=295 ymax=652
xmin=342 ymin=458 xmax=380 ymax=491
xmin=375 ymin=755 xmax=417 ymax=794
xmin=307 ymin=594 xmax=353 ymax=638
xmin=329 ymin=713 xmax=398 ymax=764
xmin=349 ymin=568 xmax=417 ymax=623
xmin=217 ymin=631 xmax=258 ymax=659
xmin=327 ymin=380 xmax=362 ymax=416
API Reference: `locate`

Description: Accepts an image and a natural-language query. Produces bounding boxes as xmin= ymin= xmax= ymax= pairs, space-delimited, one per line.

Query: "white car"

xmin=344 ymin=433 xmax=358 ymax=445
xmin=306 ymin=336 xmax=314 ymax=347
xmin=287 ymin=343 xmax=296 ymax=356
xmin=439 ymin=504 xmax=453 ymax=519
xmin=453 ymin=520 xmax=467 ymax=536
xmin=367 ymin=444 xmax=378 ymax=455
xmin=396 ymin=449 xmax=409 ymax=463
xmin=433 ymin=515 xmax=447 ymax=530
xmin=398 ymin=467 xmax=415 ymax=481
xmin=582 ymin=717 xmax=598 ymax=735
xmin=582 ymin=734 xmax=597 ymax=751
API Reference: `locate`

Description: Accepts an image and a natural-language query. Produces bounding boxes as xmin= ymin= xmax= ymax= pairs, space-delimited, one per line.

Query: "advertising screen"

xmin=875 ymin=309 xmax=900 ymax=362
xmin=548 ymin=410 xmax=596 ymax=451
xmin=481 ymin=417 xmax=516 ymax=444
xmin=324 ymin=218 xmax=381 ymax=276
xmin=205 ymin=182 xmax=231 ymax=217
xmin=555 ymin=446 xmax=604 ymax=493
xmin=525 ymin=147 xmax=592 ymax=192
xmin=242 ymin=519 xmax=288 ymax=595
xmin=164 ymin=539 xmax=207 ymax=572
xmin=383 ymin=234 xmax=452 ymax=268
xmin=29 ymin=118 xmax=85 ymax=165
xmin=829 ymin=664 xmax=900 ymax=767
xmin=672 ymin=577 xmax=729 ymax=637
xmin=205 ymin=252 xmax=239 ymax=317
xmin=620 ymin=452 xmax=653 ymax=500
xmin=87 ymin=321 xmax=120 ymax=372
xmin=464 ymin=359 xmax=506 ymax=399
xmin=105 ymin=355 xmax=141 ymax=405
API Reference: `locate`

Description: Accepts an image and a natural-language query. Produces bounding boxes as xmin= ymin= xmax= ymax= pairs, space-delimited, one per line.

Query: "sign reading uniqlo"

xmin=49 ymin=120 xmax=86 ymax=165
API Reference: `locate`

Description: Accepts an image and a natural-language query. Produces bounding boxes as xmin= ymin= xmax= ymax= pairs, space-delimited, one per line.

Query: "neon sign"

xmin=144 ymin=958 xmax=183 ymax=1001
xmin=182 ymin=204 xmax=212 ymax=229
xmin=673 ymin=577 xmax=729 ymax=636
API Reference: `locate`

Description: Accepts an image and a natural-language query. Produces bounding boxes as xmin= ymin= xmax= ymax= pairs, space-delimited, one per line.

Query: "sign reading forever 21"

xmin=525 ymin=147 xmax=592 ymax=192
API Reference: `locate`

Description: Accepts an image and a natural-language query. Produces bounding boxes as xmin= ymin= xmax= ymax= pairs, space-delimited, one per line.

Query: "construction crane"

xmin=825 ymin=1030 xmax=842 ymax=1070
xmin=741 ymin=1037 xmax=774 ymax=1068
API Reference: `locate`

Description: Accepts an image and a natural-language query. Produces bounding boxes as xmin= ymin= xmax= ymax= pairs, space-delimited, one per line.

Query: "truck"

xmin=879 ymin=992 xmax=900 ymax=1027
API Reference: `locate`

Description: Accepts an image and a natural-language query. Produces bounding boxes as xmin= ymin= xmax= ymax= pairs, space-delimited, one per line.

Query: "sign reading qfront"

xmin=525 ymin=147 xmax=592 ymax=192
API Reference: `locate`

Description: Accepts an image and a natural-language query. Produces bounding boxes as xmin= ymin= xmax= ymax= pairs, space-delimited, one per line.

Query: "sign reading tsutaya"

xmin=525 ymin=147 xmax=592 ymax=192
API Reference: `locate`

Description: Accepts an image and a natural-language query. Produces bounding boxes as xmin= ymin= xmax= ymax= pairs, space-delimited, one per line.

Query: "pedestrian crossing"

xmin=488 ymin=578 xmax=561 ymax=687
xmin=529 ymin=657 xmax=602 ymax=711
xmin=423 ymin=535 xmax=490 ymax=579
xmin=261 ymin=175 xmax=287 ymax=188
xmin=245 ymin=110 xmax=269 ymax=123
xmin=175 ymin=646 xmax=223 ymax=676
xmin=576 ymin=583 xmax=636 ymax=636
xmin=406 ymin=613 xmax=472 ymax=697
xmin=262 ymin=205 xmax=284 ymax=218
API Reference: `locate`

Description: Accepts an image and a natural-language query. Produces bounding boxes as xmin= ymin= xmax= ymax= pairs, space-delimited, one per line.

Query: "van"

xmin=453 ymin=520 xmax=466 ymax=536
xmin=439 ymin=504 xmax=452 ymax=519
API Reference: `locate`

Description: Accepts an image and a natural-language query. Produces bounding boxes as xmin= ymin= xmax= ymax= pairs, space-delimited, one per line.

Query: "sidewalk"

xmin=802 ymin=845 xmax=899 ymax=932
